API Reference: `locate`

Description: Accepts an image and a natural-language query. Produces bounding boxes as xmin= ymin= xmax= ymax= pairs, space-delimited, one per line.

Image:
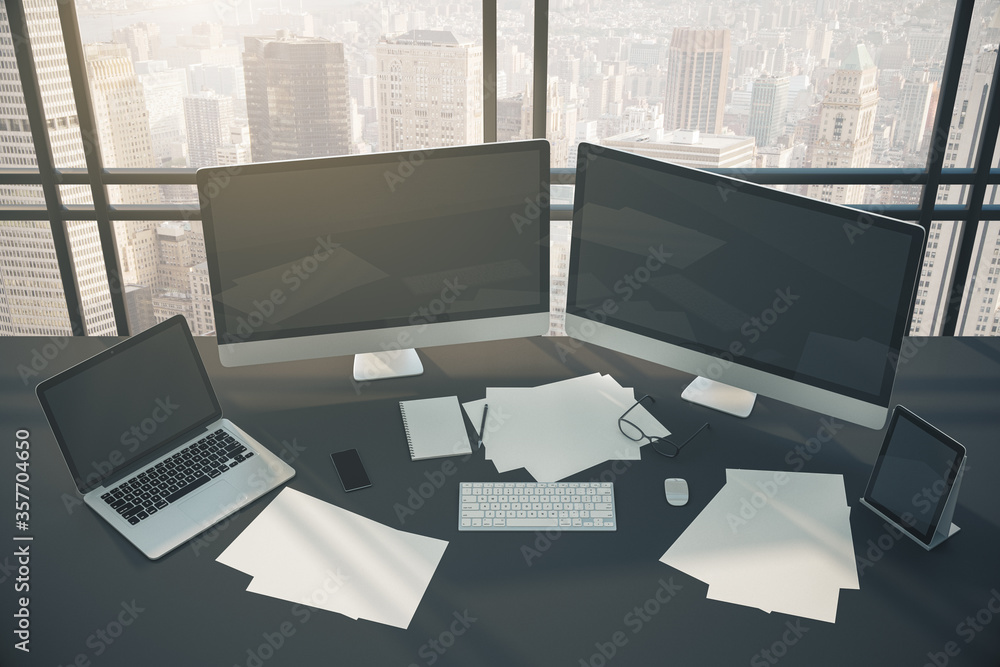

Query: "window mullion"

xmin=57 ymin=0 xmax=130 ymax=335
xmin=7 ymin=0 xmax=85 ymax=335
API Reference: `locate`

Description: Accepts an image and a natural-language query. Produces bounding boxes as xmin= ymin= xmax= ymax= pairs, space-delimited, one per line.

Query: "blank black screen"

xmin=38 ymin=318 xmax=218 ymax=492
xmin=868 ymin=414 xmax=962 ymax=539
xmin=568 ymin=145 xmax=924 ymax=404
xmin=201 ymin=142 xmax=549 ymax=343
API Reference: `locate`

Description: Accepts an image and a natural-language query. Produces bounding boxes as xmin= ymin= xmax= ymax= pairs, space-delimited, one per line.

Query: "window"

xmin=1 ymin=0 xmax=999 ymax=337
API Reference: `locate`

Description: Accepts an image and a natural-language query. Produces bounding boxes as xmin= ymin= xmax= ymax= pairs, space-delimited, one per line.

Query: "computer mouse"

xmin=664 ymin=478 xmax=688 ymax=507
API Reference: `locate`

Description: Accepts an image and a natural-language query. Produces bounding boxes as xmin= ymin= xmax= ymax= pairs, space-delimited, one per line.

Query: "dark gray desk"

xmin=2 ymin=335 xmax=999 ymax=667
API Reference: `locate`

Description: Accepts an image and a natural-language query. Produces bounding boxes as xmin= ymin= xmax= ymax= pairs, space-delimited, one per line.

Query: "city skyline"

xmin=2 ymin=0 xmax=1000 ymax=337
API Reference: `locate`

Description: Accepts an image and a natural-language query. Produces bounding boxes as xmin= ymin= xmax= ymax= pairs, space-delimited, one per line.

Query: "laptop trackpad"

xmin=180 ymin=480 xmax=246 ymax=528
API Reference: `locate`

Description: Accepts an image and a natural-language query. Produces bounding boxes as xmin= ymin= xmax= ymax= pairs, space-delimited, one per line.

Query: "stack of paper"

xmin=218 ymin=487 xmax=448 ymax=629
xmin=462 ymin=373 xmax=669 ymax=482
xmin=660 ymin=469 xmax=858 ymax=623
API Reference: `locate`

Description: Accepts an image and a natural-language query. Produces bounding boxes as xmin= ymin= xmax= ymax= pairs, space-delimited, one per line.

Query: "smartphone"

xmin=330 ymin=448 xmax=372 ymax=492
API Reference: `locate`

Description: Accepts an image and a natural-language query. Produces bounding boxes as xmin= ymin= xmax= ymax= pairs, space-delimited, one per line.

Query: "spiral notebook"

xmin=400 ymin=396 xmax=473 ymax=461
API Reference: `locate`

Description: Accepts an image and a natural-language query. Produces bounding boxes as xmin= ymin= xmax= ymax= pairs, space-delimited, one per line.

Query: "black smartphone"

xmin=330 ymin=448 xmax=372 ymax=492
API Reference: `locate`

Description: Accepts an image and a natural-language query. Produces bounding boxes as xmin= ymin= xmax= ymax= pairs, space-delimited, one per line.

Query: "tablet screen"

xmin=865 ymin=406 xmax=965 ymax=544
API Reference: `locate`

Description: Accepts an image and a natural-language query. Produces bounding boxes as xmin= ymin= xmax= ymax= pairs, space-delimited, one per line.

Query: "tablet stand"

xmin=860 ymin=457 xmax=965 ymax=551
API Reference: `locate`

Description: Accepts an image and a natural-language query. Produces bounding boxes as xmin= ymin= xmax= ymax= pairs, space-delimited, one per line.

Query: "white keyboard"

xmin=459 ymin=481 xmax=616 ymax=531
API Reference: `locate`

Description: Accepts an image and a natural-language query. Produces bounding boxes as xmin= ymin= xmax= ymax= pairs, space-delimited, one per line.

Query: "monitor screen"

xmin=567 ymin=144 xmax=925 ymax=424
xmin=200 ymin=141 xmax=550 ymax=352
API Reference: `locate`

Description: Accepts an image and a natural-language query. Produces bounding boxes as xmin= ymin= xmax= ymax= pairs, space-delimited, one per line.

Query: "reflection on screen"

xmin=869 ymin=417 xmax=960 ymax=537
xmin=569 ymin=149 xmax=921 ymax=403
xmin=39 ymin=320 xmax=217 ymax=491
xmin=204 ymin=144 xmax=548 ymax=342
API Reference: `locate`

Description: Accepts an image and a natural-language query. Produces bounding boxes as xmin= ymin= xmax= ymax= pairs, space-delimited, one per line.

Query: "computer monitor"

xmin=198 ymin=140 xmax=550 ymax=381
xmin=566 ymin=143 xmax=925 ymax=429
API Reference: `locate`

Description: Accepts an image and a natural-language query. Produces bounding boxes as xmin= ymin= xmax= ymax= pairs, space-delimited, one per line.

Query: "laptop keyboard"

xmin=100 ymin=428 xmax=254 ymax=525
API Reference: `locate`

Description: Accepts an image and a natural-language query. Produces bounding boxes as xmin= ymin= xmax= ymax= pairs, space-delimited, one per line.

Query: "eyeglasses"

xmin=618 ymin=394 xmax=709 ymax=458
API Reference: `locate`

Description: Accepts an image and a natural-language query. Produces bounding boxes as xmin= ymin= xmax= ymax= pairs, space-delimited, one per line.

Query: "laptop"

xmin=36 ymin=315 xmax=295 ymax=560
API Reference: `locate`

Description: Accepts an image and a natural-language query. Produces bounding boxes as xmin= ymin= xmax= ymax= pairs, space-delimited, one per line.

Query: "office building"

xmin=188 ymin=63 xmax=246 ymax=103
xmin=0 ymin=1 xmax=116 ymax=336
xmin=151 ymin=222 xmax=213 ymax=335
xmin=111 ymin=22 xmax=160 ymax=63
xmin=497 ymin=93 xmax=529 ymax=142
xmin=161 ymin=22 xmax=240 ymax=71
xmin=83 ymin=42 xmax=162 ymax=315
xmin=184 ymin=91 xmax=235 ymax=169
xmin=83 ymin=43 xmax=159 ymax=202
xmin=748 ymin=75 xmax=789 ymax=148
xmin=138 ymin=64 xmax=189 ymax=164
xmin=602 ymin=129 xmax=754 ymax=169
xmin=941 ymin=49 xmax=1000 ymax=336
xmin=376 ymin=30 xmax=483 ymax=151
xmin=807 ymin=44 xmax=879 ymax=205
xmin=897 ymin=72 xmax=935 ymax=158
xmin=244 ymin=33 xmax=353 ymax=161
xmin=664 ymin=28 xmax=731 ymax=134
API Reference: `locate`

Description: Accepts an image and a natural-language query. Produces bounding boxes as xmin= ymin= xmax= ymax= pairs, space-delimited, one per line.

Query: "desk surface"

xmin=2 ymin=335 xmax=999 ymax=667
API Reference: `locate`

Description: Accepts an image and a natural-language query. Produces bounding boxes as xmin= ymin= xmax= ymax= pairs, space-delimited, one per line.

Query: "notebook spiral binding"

xmin=400 ymin=401 xmax=417 ymax=458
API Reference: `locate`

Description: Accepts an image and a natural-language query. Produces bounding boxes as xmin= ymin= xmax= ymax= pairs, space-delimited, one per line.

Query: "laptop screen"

xmin=37 ymin=317 xmax=220 ymax=493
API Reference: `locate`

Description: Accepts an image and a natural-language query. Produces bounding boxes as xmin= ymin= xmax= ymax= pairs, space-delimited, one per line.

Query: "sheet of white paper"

xmin=470 ymin=374 xmax=669 ymax=481
xmin=217 ymin=488 xmax=448 ymax=629
xmin=245 ymin=527 xmax=448 ymax=628
xmin=660 ymin=470 xmax=858 ymax=624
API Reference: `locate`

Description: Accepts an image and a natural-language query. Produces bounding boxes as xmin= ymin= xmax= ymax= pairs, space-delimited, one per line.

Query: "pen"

xmin=478 ymin=404 xmax=489 ymax=449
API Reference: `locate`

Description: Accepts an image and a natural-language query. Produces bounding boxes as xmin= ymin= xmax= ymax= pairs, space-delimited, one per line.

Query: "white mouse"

xmin=664 ymin=478 xmax=688 ymax=506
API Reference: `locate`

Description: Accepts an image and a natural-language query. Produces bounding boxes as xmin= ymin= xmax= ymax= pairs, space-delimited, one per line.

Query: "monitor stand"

xmin=681 ymin=376 xmax=756 ymax=418
xmin=353 ymin=348 xmax=424 ymax=381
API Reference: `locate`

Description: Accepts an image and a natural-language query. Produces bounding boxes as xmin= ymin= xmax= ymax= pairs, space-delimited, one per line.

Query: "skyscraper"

xmin=184 ymin=90 xmax=234 ymax=169
xmin=897 ymin=72 xmax=935 ymax=158
xmin=748 ymin=75 xmax=790 ymax=148
xmin=83 ymin=42 xmax=161 ymax=300
xmin=84 ymin=43 xmax=159 ymax=201
xmin=807 ymin=44 xmax=879 ymax=205
xmin=243 ymin=33 xmax=353 ymax=161
xmin=375 ymin=30 xmax=483 ymax=151
xmin=0 ymin=1 xmax=116 ymax=335
xmin=664 ymin=28 xmax=731 ymax=134
xmin=933 ymin=48 xmax=999 ymax=336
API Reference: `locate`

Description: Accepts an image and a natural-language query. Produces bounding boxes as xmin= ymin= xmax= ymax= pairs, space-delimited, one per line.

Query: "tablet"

xmin=861 ymin=405 xmax=966 ymax=549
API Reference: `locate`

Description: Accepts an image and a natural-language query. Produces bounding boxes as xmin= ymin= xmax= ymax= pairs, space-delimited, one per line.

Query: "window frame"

xmin=1 ymin=0 xmax=998 ymax=336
